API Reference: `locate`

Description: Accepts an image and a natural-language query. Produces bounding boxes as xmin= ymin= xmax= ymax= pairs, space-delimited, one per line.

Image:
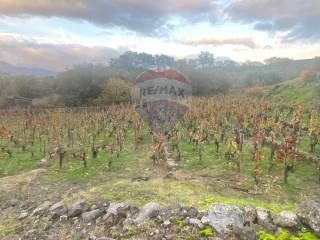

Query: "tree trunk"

xmin=236 ymin=157 xmax=241 ymax=173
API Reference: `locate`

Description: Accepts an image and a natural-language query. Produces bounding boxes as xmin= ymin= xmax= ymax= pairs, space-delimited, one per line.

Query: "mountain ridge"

xmin=0 ymin=60 xmax=56 ymax=77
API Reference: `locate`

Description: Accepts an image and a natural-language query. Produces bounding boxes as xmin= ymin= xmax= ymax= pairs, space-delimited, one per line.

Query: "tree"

xmin=117 ymin=51 xmax=139 ymax=69
xmin=139 ymin=53 xmax=154 ymax=69
xmin=197 ymin=51 xmax=215 ymax=67
xmin=54 ymin=64 xmax=107 ymax=105
xmin=300 ymin=68 xmax=317 ymax=84
xmin=264 ymin=57 xmax=292 ymax=65
xmin=94 ymin=79 xmax=132 ymax=105
xmin=113 ymin=51 xmax=156 ymax=69
xmin=154 ymin=54 xmax=175 ymax=68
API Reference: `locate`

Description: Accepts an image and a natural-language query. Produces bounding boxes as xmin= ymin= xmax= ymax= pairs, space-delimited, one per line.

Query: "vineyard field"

xmin=0 ymin=95 xmax=319 ymax=214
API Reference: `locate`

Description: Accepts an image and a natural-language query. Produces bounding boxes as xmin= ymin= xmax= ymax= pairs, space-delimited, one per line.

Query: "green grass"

xmin=0 ymin=211 xmax=17 ymax=236
xmin=268 ymin=78 xmax=318 ymax=103
xmin=0 ymin=144 xmax=43 ymax=177
xmin=47 ymin=145 xmax=149 ymax=183
xmin=62 ymin=176 xmax=296 ymax=214
xmin=42 ymin=139 xmax=302 ymax=214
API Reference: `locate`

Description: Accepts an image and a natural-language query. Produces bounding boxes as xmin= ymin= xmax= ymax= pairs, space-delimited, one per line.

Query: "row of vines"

xmin=0 ymin=95 xmax=319 ymax=185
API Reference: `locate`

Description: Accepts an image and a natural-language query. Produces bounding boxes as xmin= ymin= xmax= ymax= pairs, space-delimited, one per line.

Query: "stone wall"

xmin=5 ymin=199 xmax=320 ymax=239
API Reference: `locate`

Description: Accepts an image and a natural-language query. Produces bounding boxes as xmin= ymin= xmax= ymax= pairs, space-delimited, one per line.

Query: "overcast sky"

xmin=0 ymin=0 xmax=320 ymax=70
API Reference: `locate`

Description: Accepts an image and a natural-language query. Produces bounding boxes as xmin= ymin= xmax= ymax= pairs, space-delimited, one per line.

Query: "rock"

xmin=60 ymin=215 xmax=68 ymax=222
xmin=182 ymin=225 xmax=192 ymax=233
xmin=234 ymin=225 xmax=257 ymax=240
xmin=163 ymin=220 xmax=171 ymax=226
xmin=37 ymin=157 xmax=49 ymax=167
xmin=159 ymin=203 xmax=186 ymax=221
xmin=242 ymin=205 xmax=257 ymax=226
xmin=256 ymin=207 xmax=276 ymax=232
xmin=123 ymin=217 xmax=135 ymax=227
xmin=91 ymin=204 xmax=98 ymax=210
xmin=72 ymin=217 xmax=79 ymax=225
xmin=134 ymin=202 xmax=160 ymax=223
xmin=103 ymin=213 xmax=115 ymax=226
xmin=184 ymin=206 xmax=199 ymax=218
xmin=256 ymin=207 xmax=272 ymax=224
xmin=207 ymin=204 xmax=244 ymax=235
xmin=201 ymin=215 xmax=209 ymax=225
xmin=81 ymin=209 xmax=104 ymax=223
xmin=127 ymin=205 xmax=140 ymax=218
xmin=188 ymin=218 xmax=203 ymax=229
xmin=68 ymin=200 xmax=86 ymax=218
xmin=95 ymin=216 xmax=102 ymax=224
xmin=297 ymin=201 xmax=320 ymax=236
xmin=103 ymin=202 xmax=109 ymax=208
xmin=102 ymin=202 xmax=129 ymax=225
xmin=273 ymin=211 xmax=299 ymax=228
xmin=18 ymin=211 xmax=28 ymax=220
xmin=49 ymin=202 xmax=68 ymax=219
xmin=123 ymin=206 xmax=139 ymax=227
xmin=107 ymin=202 xmax=128 ymax=215
xmin=31 ymin=201 xmax=52 ymax=216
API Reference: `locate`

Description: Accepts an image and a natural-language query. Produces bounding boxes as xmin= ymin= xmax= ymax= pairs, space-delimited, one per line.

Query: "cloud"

xmin=180 ymin=37 xmax=258 ymax=48
xmin=225 ymin=0 xmax=320 ymax=41
xmin=0 ymin=0 xmax=218 ymax=34
xmin=0 ymin=34 xmax=121 ymax=70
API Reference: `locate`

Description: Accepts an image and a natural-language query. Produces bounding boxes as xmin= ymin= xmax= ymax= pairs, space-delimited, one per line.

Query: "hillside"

xmin=266 ymin=78 xmax=319 ymax=104
xmin=0 ymin=96 xmax=320 ymax=239
xmin=0 ymin=61 xmax=56 ymax=77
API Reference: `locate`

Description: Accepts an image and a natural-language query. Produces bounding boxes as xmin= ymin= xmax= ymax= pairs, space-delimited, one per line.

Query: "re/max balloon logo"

xmin=139 ymin=85 xmax=186 ymax=97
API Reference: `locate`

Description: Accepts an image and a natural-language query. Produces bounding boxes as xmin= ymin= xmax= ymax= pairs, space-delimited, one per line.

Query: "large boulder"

xmin=241 ymin=205 xmax=257 ymax=226
xmin=31 ymin=201 xmax=52 ymax=216
xmin=207 ymin=204 xmax=244 ymax=235
xmin=102 ymin=202 xmax=130 ymax=225
xmin=134 ymin=202 xmax=160 ymax=223
xmin=273 ymin=211 xmax=299 ymax=228
xmin=256 ymin=207 xmax=276 ymax=232
xmin=158 ymin=203 xmax=198 ymax=222
xmin=297 ymin=201 xmax=320 ymax=237
xmin=81 ymin=209 xmax=104 ymax=223
xmin=49 ymin=202 xmax=68 ymax=219
xmin=158 ymin=203 xmax=182 ymax=221
xmin=68 ymin=200 xmax=86 ymax=218
xmin=107 ymin=202 xmax=128 ymax=215
xmin=256 ymin=207 xmax=272 ymax=224
xmin=234 ymin=226 xmax=258 ymax=240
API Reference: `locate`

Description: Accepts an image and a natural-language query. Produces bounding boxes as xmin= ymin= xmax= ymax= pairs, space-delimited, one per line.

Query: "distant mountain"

xmin=215 ymin=56 xmax=233 ymax=63
xmin=0 ymin=61 xmax=56 ymax=76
